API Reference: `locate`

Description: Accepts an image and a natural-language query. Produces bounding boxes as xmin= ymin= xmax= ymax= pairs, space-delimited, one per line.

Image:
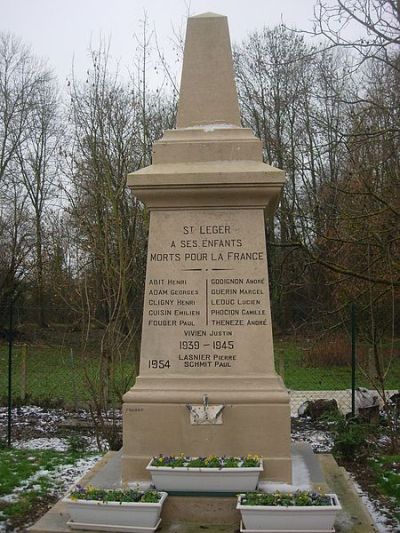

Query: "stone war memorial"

xmin=30 ymin=12 xmax=378 ymax=533
xmin=122 ymin=11 xmax=291 ymax=485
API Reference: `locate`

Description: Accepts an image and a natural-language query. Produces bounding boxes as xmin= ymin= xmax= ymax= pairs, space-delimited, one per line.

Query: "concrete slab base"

xmin=29 ymin=445 xmax=377 ymax=533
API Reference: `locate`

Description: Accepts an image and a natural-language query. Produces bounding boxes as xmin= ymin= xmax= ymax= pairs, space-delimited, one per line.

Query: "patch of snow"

xmin=378 ymin=435 xmax=392 ymax=446
xmin=15 ymin=437 xmax=69 ymax=451
xmin=351 ymin=477 xmax=400 ymax=532
xmin=0 ymin=454 xmax=101 ymax=505
xmin=0 ymin=405 xmax=66 ymax=440
xmin=258 ymin=452 xmax=311 ymax=492
xmin=14 ymin=435 xmax=105 ymax=452
xmin=56 ymin=455 xmax=102 ymax=493
xmin=127 ymin=481 xmax=152 ymax=491
xmin=0 ymin=453 xmax=101 ymax=533
xmin=0 ymin=494 xmax=18 ymax=503
xmin=291 ymin=426 xmax=334 ymax=453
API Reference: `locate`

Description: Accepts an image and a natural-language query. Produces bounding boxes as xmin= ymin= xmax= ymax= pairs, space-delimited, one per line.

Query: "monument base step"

xmin=162 ymin=495 xmax=239 ymax=525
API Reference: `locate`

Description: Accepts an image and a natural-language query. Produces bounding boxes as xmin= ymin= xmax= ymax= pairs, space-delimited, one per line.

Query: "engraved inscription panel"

xmin=140 ymin=209 xmax=274 ymax=376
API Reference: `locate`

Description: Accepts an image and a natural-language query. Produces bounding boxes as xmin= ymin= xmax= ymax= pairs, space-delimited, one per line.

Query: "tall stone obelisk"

xmin=122 ymin=13 xmax=291 ymax=483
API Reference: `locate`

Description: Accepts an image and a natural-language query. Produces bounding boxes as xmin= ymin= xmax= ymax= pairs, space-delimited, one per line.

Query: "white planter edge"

xmin=146 ymin=459 xmax=263 ymax=473
xmin=66 ymin=517 xmax=162 ymax=532
xmin=64 ymin=491 xmax=167 ymax=530
xmin=237 ymin=493 xmax=341 ymax=532
xmin=146 ymin=460 xmax=263 ymax=492
xmin=239 ymin=522 xmax=335 ymax=533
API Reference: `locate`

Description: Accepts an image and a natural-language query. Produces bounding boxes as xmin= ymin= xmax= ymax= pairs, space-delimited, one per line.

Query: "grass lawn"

xmin=1 ymin=338 xmax=398 ymax=407
xmin=275 ymin=340 xmax=400 ymax=391
xmin=369 ymin=454 xmax=400 ymax=520
xmin=0 ymin=343 xmax=135 ymax=407
xmin=0 ymin=446 xmax=100 ymax=530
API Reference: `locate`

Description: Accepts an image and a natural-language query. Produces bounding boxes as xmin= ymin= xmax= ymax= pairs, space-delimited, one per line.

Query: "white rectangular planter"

xmin=146 ymin=461 xmax=263 ymax=492
xmin=239 ymin=523 xmax=334 ymax=533
xmin=237 ymin=493 xmax=341 ymax=532
xmin=64 ymin=491 xmax=167 ymax=532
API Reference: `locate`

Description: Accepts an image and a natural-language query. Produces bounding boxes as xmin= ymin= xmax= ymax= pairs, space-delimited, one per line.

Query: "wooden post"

xmin=21 ymin=344 xmax=27 ymax=401
xmin=368 ymin=348 xmax=377 ymax=380
xmin=70 ymin=348 xmax=78 ymax=411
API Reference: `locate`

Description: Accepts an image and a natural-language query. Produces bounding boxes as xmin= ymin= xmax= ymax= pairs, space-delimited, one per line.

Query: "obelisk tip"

xmin=176 ymin=13 xmax=241 ymax=128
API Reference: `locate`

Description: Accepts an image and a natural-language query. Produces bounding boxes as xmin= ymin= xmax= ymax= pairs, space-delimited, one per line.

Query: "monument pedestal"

xmin=122 ymin=168 xmax=291 ymax=483
xmin=123 ymin=376 xmax=291 ymax=482
xmin=123 ymin=13 xmax=292 ymax=484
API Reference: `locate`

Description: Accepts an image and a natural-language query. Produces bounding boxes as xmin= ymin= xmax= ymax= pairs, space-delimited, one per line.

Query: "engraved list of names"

xmin=140 ymin=209 xmax=274 ymax=377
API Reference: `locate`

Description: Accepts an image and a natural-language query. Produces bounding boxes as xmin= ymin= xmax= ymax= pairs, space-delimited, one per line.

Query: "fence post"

xmin=7 ymin=298 xmax=14 ymax=447
xmin=351 ymin=303 xmax=357 ymax=417
xmin=20 ymin=344 xmax=27 ymax=402
xmin=70 ymin=348 xmax=78 ymax=411
xmin=368 ymin=348 xmax=378 ymax=380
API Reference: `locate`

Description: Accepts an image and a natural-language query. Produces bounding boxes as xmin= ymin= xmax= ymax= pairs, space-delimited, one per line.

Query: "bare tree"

xmin=0 ymin=32 xmax=53 ymax=319
xmin=312 ymin=0 xmax=400 ymax=71
xmin=63 ymin=41 xmax=175 ymax=446
xmin=16 ymin=70 xmax=61 ymax=326
xmin=235 ymin=26 xmax=354 ymax=329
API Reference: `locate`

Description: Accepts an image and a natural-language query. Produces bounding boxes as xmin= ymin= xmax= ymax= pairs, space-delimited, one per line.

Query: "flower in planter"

xmin=222 ymin=456 xmax=241 ymax=467
xmin=151 ymin=453 xmax=188 ymax=467
xmin=150 ymin=453 xmax=261 ymax=468
xmin=237 ymin=490 xmax=341 ymax=532
xmin=240 ymin=490 xmax=333 ymax=507
xmin=65 ymin=485 xmax=168 ymax=531
xmin=241 ymin=454 xmax=262 ymax=467
xmin=148 ymin=454 xmax=263 ymax=492
xmin=69 ymin=485 xmax=162 ymax=504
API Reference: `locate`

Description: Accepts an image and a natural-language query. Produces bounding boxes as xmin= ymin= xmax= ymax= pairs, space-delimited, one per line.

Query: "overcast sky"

xmin=2 ymin=0 xmax=324 ymax=87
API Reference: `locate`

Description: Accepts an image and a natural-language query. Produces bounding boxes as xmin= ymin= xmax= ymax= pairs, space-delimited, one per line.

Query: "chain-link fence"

xmin=275 ymin=334 xmax=400 ymax=416
xmin=0 ymin=342 xmax=136 ymax=408
xmin=1 ymin=306 xmax=398 ymax=415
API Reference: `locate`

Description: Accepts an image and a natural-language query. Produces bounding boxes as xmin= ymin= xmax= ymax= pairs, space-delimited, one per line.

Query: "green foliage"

xmin=69 ymin=486 xmax=161 ymax=503
xmin=241 ymin=491 xmax=333 ymax=507
xmin=140 ymin=490 xmax=162 ymax=503
xmin=0 ymin=447 xmax=100 ymax=526
xmin=329 ymin=415 xmax=374 ymax=460
xmin=241 ymin=454 xmax=261 ymax=467
xmin=369 ymin=455 xmax=400 ymax=515
xmin=0 ymin=449 xmax=92 ymax=497
xmin=1 ymin=490 xmax=55 ymax=522
xmin=151 ymin=454 xmax=187 ymax=467
xmin=275 ymin=340 xmax=400 ymax=390
xmin=222 ymin=456 xmax=240 ymax=467
xmin=188 ymin=455 xmax=221 ymax=468
xmin=66 ymin=434 xmax=88 ymax=454
xmin=151 ymin=454 xmax=261 ymax=468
